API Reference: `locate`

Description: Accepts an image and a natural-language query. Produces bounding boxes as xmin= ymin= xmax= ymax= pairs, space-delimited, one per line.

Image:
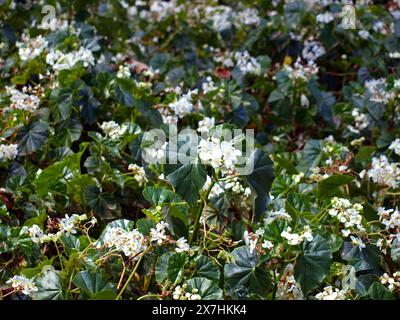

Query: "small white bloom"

xmin=175 ymin=237 xmax=190 ymax=252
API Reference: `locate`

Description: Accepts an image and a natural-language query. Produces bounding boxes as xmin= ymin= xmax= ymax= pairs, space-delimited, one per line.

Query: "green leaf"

xmin=167 ymin=252 xmax=188 ymax=284
xmin=166 ymin=163 xmax=207 ymax=204
xmin=143 ymin=186 xmax=181 ymax=205
xmin=34 ymin=150 xmax=84 ymax=197
xmin=186 ymin=277 xmax=223 ymax=300
xmin=20 ymin=258 xmax=54 ymax=279
xmin=136 ymin=218 xmax=156 ymax=235
xmin=143 ymin=186 xmax=188 ymax=236
xmin=294 ymin=234 xmax=333 ymax=295
xmin=33 ymin=269 xmax=64 ymax=300
xmin=224 ymin=246 xmax=271 ymax=299
xmin=355 ymin=146 xmax=376 ymax=162
xmin=155 ymin=252 xmax=173 ymax=283
xmin=368 ymin=282 xmax=395 ymax=300
xmin=298 ymin=139 xmax=324 ymax=172
xmin=274 ymin=154 xmax=299 ymax=174
xmin=318 ymin=174 xmax=354 ymax=198
xmin=244 ymin=149 xmax=275 ymax=221
xmin=17 ymin=121 xmax=49 ymax=156
xmin=196 ymin=255 xmax=220 ymax=283
xmin=155 ymin=252 xmax=187 ymax=285
xmin=85 ymin=185 xmax=121 ymax=219
xmin=268 ymin=89 xmax=285 ymax=103
xmin=391 ymin=237 xmax=400 ymax=264
xmin=341 ymin=241 xmax=381 ymax=272
xmin=115 ymin=84 xmax=135 ymax=107
xmin=72 ymin=271 xmax=116 ymax=299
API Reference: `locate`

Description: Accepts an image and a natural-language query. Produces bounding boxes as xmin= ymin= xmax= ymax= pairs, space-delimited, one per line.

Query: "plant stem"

xmin=190 ymin=180 xmax=215 ymax=245
xmin=115 ymin=248 xmax=149 ymax=300
xmin=137 ymin=293 xmax=162 ymax=300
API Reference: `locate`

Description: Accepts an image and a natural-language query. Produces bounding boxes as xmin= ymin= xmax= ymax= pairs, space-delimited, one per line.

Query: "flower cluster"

xmin=101 ymin=226 xmax=146 ymax=258
xmin=22 ymin=214 xmax=90 ymax=244
xmin=365 ymin=78 xmax=395 ymax=104
xmin=128 ymin=164 xmax=147 ymax=187
xmin=329 ymin=198 xmax=365 ymax=237
xmin=6 ymin=275 xmax=38 ymax=297
xmin=198 ymin=137 xmax=242 ymax=173
xmin=150 ymin=221 xmax=169 ymax=245
xmin=100 ymin=121 xmax=128 ymax=140
xmin=172 ymin=283 xmax=201 ymax=300
xmin=362 ymin=156 xmax=400 ymax=189
xmin=16 ymin=34 xmax=48 ymax=62
xmin=276 ymin=264 xmax=304 ymax=300
xmin=378 ymin=207 xmax=400 ymax=231
xmin=46 ymin=47 xmax=95 ymax=71
xmin=315 ymin=286 xmax=348 ymax=300
xmin=389 ymin=139 xmax=400 ymax=155
xmin=280 ymin=226 xmax=313 ymax=246
xmin=0 ymin=143 xmax=18 ymax=161
xmin=6 ymin=86 xmax=41 ymax=112
xmin=381 ymin=272 xmax=400 ymax=292
xmin=168 ymin=90 xmax=197 ymax=118
xmin=234 ymin=51 xmax=261 ymax=76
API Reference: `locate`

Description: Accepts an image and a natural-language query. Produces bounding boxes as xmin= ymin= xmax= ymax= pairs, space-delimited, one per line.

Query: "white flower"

xmin=7 ymin=275 xmax=38 ymax=296
xmin=101 ymin=227 xmax=146 ymax=258
xmin=206 ymin=6 xmax=233 ymax=32
xmin=46 ymin=47 xmax=95 ymax=71
xmin=243 ymin=230 xmax=261 ymax=253
xmin=367 ymin=155 xmax=400 ymax=189
xmin=238 ymin=8 xmax=261 ymax=26
xmin=168 ymin=90 xmax=196 ymax=118
xmin=329 ymin=197 xmax=365 ymax=236
xmin=364 ymin=78 xmax=395 ymax=104
xmin=262 ymin=240 xmax=274 ymax=250
xmin=300 ymin=94 xmax=309 ymax=107
xmin=150 ymin=221 xmax=169 ymax=245
xmin=59 ymin=214 xmax=80 ymax=236
xmin=149 ymin=0 xmax=183 ymax=22
xmin=389 ymin=52 xmax=400 ymax=59
xmin=350 ymin=235 xmax=366 ymax=250
xmin=315 ymin=286 xmax=347 ymax=300
xmin=197 ymin=117 xmax=215 ymax=133
xmin=347 ymin=108 xmax=369 ymax=134
xmin=281 ymin=227 xmax=302 ymax=246
xmin=316 ymin=12 xmax=334 ymax=24
xmin=378 ymin=207 xmax=400 ymax=230
xmin=302 ymin=39 xmax=325 ymax=62
xmin=117 ymin=65 xmax=131 ymax=78
xmin=0 ymin=143 xmax=18 ymax=161
xmin=7 ymin=86 xmax=40 ymax=112
xmin=172 ymin=284 xmax=202 ymax=300
xmin=380 ymin=272 xmax=400 ymax=291
xmin=16 ymin=34 xmax=48 ymax=62
xmin=234 ymin=51 xmax=261 ymax=75
xmin=175 ymin=237 xmax=190 ymax=252
xmin=358 ymin=30 xmax=370 ymax=39
xmin=100 ymin=121 xmax=128 ymax=140
xmin=128 ymin=164 xmax=147 ymax=186
xmin=265 ymin=208 xmax=292 ymax=224
xmin=201 ymin=77 xmax=218 ymax=94
xmin=276 ymin=264 xmax=304 ymax=300
xmin=198 ymin=137 xmax=241 ymax=173
xmin=27 ymin=224 xmax=44 ymax=243
xmin=302 ymin=225 xmax=313 ymax=242
xmin=283 ymin=58 xmax=319 ymax=81
xmin=389 ymin=139 xmax=400 ymax=155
